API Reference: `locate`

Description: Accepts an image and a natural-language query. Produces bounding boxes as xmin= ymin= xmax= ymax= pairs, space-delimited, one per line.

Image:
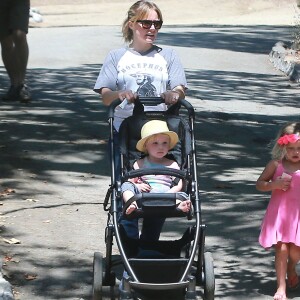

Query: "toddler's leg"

xmin=177 ymin=199 xmax=191 ymax=212
xmin=176 ymin=192 xmax=191 ymax=213
xmin=121 ymin=182 xmax=139 ymax=215
xmin=123 ymin=190 xmax=137 ymax=214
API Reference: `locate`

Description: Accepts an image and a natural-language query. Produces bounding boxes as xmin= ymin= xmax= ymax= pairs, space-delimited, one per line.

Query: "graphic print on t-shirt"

xmin=117 ymin=50 xmax=168 ymax=96
xmin=131 ymin=72 xmax=157 ymax=97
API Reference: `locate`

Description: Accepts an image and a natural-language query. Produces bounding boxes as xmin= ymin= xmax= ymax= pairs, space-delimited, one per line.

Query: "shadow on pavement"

xmin=0 ymin=23 xmax=299 ymax=299
xmin=159 ymin=25 xmax=293 ymax=54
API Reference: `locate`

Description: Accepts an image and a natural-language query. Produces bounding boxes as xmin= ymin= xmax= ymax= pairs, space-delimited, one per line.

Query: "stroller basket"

xmin=129 ymin=258 xmax=188 ymax=285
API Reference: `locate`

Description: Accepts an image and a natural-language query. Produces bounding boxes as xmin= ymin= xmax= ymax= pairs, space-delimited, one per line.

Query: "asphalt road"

xmin=1 ymin=23 xmax=300 ymax=300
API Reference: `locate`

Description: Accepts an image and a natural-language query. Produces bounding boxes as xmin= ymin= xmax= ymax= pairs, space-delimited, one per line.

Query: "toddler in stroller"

xmin=92 ymin=98 xmax=215 ymax=300
xmin=120 ymin=119 xmax=191 ymax=241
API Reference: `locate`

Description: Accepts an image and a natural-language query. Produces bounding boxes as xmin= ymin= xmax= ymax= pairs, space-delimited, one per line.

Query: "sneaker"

xmin=2 ymin=86 xmax=19 ymax=101
xmin=18 ymin=84 xmax=31 ymax=103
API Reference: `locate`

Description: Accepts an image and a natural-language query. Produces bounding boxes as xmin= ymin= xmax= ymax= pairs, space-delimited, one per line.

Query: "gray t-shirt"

xmin=94 ymin=45 xmax=187 ymax=131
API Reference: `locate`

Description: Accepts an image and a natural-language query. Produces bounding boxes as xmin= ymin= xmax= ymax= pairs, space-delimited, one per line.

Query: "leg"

xmin=176 ymin=192 xmax=192 ymax=212
xmin=119 ymin=182 xmax=140 ymax=239
xmin=118 ymin=218 xmax=139 ymax=240
xmin=123 ymin=190 xmax=137 ymax=215
xmin=1 ymin=36 xmax=16 ymax=84
xmin=287 ymin=243 xmax=300 ymax=289
xmin=121 ymin=182 xmax=140 ymax=215
xmin=10 ymin=29 xmax=29 ymax=87
xmin=0 ymin=36 xmax=23 ymax=101
xmin=1 ymin=0 xmax=31 ymax=101
xmin=1 ymin=30 xmax=28 ymax=87
xmin=274 ymin=242 xmax=288 ymax=299
xmin=177 ymin=199 xmax=191 ymax=212
xmin=140 ymin=217 xmax=165 ymax=241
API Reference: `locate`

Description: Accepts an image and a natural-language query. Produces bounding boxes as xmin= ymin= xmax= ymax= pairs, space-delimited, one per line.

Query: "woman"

xmin=94 ymin=1 xmax=187 ymax=241
xmin=94 ymin=0 xmax=187 ymax=132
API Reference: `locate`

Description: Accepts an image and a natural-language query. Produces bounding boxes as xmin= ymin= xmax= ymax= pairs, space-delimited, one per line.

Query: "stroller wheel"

xmin=203 ymin=252 xmax=215 ymax=300
xmin=93 ymin=252 xmax=103 ymax=300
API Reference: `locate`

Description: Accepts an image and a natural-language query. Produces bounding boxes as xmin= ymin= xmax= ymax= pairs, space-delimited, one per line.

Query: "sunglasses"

xmin=136 ymin=20 xmax=163 ymax=30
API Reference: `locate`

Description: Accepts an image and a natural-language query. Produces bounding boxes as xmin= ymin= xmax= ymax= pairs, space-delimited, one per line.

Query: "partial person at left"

xmin=0 ymin=0 xmax=31 ymax=103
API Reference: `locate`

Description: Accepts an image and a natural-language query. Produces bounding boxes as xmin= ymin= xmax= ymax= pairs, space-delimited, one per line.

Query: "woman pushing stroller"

xmin=93 ymin=1 xmax=188 ymax=242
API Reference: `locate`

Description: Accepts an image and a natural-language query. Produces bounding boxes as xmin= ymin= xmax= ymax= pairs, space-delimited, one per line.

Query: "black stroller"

xmin=92 ymin=97 xmax=215 ymax=300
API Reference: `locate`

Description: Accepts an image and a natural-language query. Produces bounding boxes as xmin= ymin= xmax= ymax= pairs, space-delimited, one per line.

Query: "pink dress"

xmin=259 ymin=161 xmax=300 ymax=248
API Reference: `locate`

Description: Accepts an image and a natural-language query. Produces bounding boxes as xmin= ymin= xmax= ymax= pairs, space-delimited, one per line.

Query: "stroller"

xmin=92 ymin=97 xmax=215 ymax=300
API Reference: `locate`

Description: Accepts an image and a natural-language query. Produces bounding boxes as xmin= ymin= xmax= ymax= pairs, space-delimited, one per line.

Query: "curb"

xmin=269 ymin=41 xmax=300 ymax=83
xmin=0 ymin=262 xmax=14 ymax=300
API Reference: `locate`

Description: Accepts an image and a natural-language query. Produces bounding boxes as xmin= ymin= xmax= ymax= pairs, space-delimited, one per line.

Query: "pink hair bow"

xmin=277 ymin=133 xmax=300 ymax=146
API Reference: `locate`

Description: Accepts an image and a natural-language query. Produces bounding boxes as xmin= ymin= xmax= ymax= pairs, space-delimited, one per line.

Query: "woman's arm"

xmin=101 ymin=87 xmax=137 ymax=106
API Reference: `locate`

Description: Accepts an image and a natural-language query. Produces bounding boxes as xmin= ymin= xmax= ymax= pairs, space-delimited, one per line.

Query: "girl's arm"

xmin=166 ymin=161 xmax=183 ymax=193
xmin=130 ymin=159 xmax=151 ymax=192
xmin=256 ymin=160 xmax=289 ymax=192
xmin=168 ymin=179 xmax=183 ymax=193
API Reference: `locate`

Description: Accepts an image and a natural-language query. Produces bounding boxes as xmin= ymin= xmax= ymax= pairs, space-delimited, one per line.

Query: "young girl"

xmin=120 ymin=120 xmax=191 ymax=240
xmin=256 ymin=122 xmax=300 ymax=300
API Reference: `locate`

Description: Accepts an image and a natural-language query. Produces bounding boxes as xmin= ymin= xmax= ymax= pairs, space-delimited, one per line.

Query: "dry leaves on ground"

xmin=0 ymin=188 xmax=16 ymax=196
xmin=3 ymin=238 xmax=21 ymax=244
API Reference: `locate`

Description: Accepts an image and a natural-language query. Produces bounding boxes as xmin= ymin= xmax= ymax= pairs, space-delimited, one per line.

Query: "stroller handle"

xmin=107 ymin=97 xmax=195 ymax=119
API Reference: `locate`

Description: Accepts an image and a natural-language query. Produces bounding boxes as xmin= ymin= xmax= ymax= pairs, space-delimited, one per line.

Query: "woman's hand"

xmin=101 ymin=88 xmax=137 ymax=105
xmin=161 ymin=86 xmax=185 ymax=105
xmin=118 ymin=90 xmax=137 ymax=103
xmin=161 ymin=90 xmax=180 ymax=105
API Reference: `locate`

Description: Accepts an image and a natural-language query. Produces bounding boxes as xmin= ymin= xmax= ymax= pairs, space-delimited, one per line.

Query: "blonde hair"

xmin=271 ymin=121 xmax=300 ymax=159
xmin=122 ymin=1 xmax=163 ymax=43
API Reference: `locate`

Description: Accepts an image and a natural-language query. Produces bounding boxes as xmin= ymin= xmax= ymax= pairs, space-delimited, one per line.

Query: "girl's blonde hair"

xmin=122 ymin=1 xmax=163 ymax=43
xmin=271 ymin=121 xmax=300 ymax=159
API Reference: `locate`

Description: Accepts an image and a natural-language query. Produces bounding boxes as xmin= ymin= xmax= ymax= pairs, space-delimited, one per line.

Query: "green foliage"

xmin=293 ymin=9 xmax=300 ymax=49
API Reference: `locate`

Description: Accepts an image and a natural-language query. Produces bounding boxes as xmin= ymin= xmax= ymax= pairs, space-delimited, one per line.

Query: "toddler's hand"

xmin=136 ymin=182 xmax=151 ymax=193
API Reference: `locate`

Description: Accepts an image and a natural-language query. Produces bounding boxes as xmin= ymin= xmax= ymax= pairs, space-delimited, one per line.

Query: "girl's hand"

xmin=118 ymin=90 xmax=137 ymax=103
xmin=273 ymin=176 xmax=291 ymax=191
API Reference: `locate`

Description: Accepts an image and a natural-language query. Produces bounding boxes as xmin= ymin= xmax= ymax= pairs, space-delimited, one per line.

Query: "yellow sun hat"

xmin=136 ymin=120 xmax=179 ymax=152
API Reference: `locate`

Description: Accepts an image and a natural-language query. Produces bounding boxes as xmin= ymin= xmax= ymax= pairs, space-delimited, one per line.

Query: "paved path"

xmin=29 ymin=0 xmax=297 ymax=27
xmin=1 ymin=1 xmax=300 ymax=300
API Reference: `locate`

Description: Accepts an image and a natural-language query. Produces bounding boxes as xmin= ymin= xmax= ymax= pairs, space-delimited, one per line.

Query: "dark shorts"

xmin=0 ymin=0 xmax=30 ymax=40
